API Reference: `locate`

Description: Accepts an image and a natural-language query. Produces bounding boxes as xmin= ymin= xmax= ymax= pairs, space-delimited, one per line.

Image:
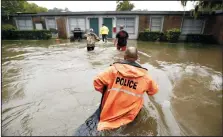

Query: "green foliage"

xmin=49 ymin=28 xmax=58 ymax=34
xmin=23 ymin=2 xmax=48 ymax=13
xmin=181 ymin=0 xmax=223 ymax=18
xmin=1 ymin=0 xmax=48 ymax=16
xmin=48 ymin=7 xmax=70 ymax=12
xmin=116 ymin=1 xmax=135 ymax=11
xmin=2 ymin=24 xmax=17 ymax=31
xmin=138 ymin=32 xmax=162 ymax=41
xmin=144 ymin=28 xmax=150 ymax=32
xmin=185 ymin=34 xmax=216 ymax=44
xmin=166 ymin=28 xmax=181 ymax=43
xmin=2 ymin=30 xmax=52 ymax=40
xmin=1 ymin=0 xmax=25 ymax=15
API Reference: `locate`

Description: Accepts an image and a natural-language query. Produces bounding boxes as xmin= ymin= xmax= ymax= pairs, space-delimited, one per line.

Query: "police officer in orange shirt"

xmin=93 ymin=47 xmax=159 ymax=131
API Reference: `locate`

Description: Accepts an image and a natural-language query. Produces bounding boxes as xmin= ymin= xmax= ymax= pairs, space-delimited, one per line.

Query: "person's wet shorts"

xmin=87 ymin=44 xmax=95 ymax=51
xmin=117 ymin=45 xmax=126 ymax=51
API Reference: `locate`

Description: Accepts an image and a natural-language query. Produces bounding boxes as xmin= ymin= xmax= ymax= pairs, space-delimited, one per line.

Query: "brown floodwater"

xmin=1 ymin=39 xmax=222 ymax=136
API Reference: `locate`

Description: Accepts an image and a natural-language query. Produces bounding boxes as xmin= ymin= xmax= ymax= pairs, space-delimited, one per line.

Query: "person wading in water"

xmin=93 ymin=47 xmax=159 ymax=131
xmin=114 ymin=25 xmax=129 ymax=51
xmin=100 ymin=24 xmax=109 ymax=43
xmin=84 ymin=28 xmax=100 ymax=51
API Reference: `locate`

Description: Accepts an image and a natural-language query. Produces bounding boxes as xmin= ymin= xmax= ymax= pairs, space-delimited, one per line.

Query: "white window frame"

xmin=180 ymin=17 xmax=205 ymax=35
xmin=66 ymin=16 xmax=87 ymax=37
xmin=116 ymin=17 xmax=135 ymax=34
xmin=45 ymin=17 xmax=57 ymax=30
xmin=15 ymin=17 xmax=33 ymax=30
xmin=149 ymin=16 xmax=164 ymax=32
xmin=35 ymin=23 xmax=43 ymax=30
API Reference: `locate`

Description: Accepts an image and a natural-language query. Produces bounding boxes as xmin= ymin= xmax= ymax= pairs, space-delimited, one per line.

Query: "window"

xmin=68 ymin=18 xmax=86 ymax=33
xmin=150 ymin=16 xmax=163 ymax=32
xmin=181 ymin=19 xmax=204 ymax=34
xmin=35 ymin=23 xmax=43 ymax=30
xmin=17 ymin=18 xmax=33 ymax=30
xmin=116 ymin=17 xmax=135 ymax=34
xmin=46 ymin=18 xmax=57 ymax=30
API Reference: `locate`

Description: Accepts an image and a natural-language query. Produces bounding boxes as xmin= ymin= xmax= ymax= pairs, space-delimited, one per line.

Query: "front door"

xmin=89 ymin=18 xmax=99 ymax=36
xmin=103 ymin=18 xmax=113 ymax=38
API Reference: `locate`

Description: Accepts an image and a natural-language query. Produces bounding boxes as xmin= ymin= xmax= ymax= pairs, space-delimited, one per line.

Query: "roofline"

xmin=8 ymin=10 xmax=223 ymax=17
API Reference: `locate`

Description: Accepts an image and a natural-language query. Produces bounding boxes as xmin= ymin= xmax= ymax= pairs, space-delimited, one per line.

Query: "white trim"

xmin=45 ymin=17 xmax=57 ymax=30
xmin=115 ymin=15 xmax=138 ymax=39
xmin=180 ymin=17 xmax=206 ymax=35
xmin=87 ymin=17 xmax=100 ymax=35
xmin=149 ymin=16 xmax=164 ymax=32
xmin=66 ymin=16 xmax=87 ymax=38
xmin=180 ymin=16 xmax=184 ymax=33
xmin=116 ymin=17 xmax=136 ymax=34
xmin=202 ymin=19 xmax=206 ymax=34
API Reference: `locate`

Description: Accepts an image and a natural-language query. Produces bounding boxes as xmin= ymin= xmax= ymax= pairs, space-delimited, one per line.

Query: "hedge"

xmin=166 ymin=28 xmax=181 ymax=43
xmin=2 ymin=30 xmax=52 ymax=40
xmin=2 ymin=24 xmax=16 ymax=31
xmin=185 ymin=34 xmax=216 ymax=44
xmin=138 ymin=31 xmax=162 ymax=41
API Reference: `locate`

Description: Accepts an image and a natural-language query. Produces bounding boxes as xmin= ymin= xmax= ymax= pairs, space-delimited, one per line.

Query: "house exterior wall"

xmin=32 ymin=16 xmax=46 ymax=29
xmin=163 ymin=15 xmax=182 ymax=31
xmin=66 ymin=15 xmax=139 ymax=39
xmin=56 ymin=16 xmax=67 ymax=39
xmin=138 ymin=15 xmax=182 ymax=32
xmin=138 ymin=15 xmax=150 ymax=32
xmin=204 ymin=14 xmax=223 ymax=45
xmin=10 ymin=11 xmax=223 ymax=43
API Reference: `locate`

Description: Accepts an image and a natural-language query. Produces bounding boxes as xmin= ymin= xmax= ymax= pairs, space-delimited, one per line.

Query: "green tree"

xmin=1 ymin=0 xmax=25 ymax=16
xmin=1 ymin=0 xmax=48 ymax=16
xmin=23 ymin=2 xmax=47 ymax=13
xmin=180 ymin=0 xmax=223 ymax=18
xmin=48 ymin=7 xmax=70 ymax=12
xmin=116 ymin=0 xmax=135 ymax=11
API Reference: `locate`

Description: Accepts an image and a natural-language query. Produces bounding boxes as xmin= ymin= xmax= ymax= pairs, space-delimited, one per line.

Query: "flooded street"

xmin=1 ymin=39 xmax=222 ymax=136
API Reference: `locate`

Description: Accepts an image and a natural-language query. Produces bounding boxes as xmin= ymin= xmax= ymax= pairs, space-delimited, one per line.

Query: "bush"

xmin=185 ymin=34 xmax=216 ymax=44
xmin=166 ymin=28 xmax=181 ymax=43
xmin=2 ymin=24 xmax=16 ymax=31
xmin=144 ymin=28 xmax=150 ymax=32
xmin=2 ymin=30 xmax=52 ymax=40
xmin=49 ymin=28 xmax=58 ymax=34
xmin=138 ymin=31 xmax=162 ymax=41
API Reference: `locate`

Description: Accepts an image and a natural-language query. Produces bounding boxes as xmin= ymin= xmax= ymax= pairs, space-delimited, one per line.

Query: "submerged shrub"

xmin=2 ymin=30 xmax=52 ymax=40
xmin=166 ymin=28 xmax=181 ymax=43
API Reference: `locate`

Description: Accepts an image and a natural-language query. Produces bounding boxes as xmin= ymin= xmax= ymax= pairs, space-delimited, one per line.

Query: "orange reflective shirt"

xmin=93 ymin=61 xmax=158 ymax=131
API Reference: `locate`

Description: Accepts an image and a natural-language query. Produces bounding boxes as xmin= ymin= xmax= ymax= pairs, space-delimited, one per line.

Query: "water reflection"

xmin=2 ymin=40 xmax=222 ymax=136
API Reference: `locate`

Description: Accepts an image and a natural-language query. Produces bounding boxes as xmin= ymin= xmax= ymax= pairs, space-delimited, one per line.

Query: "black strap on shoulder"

xmin=110 ymin=61 xmax=148 ymax=71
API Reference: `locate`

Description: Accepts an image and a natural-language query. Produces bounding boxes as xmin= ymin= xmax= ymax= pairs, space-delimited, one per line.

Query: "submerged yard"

xmin=1 ymin=39 xmax=222 ymax=136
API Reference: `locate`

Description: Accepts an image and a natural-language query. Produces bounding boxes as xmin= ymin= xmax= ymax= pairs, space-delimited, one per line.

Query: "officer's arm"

xmin=93 ymin=66 xmax=113 ymax=93
xmin=94 ymin=34 xmax=100 ymax=41
xmin=146 ymin=79 xmax=158 ymax=96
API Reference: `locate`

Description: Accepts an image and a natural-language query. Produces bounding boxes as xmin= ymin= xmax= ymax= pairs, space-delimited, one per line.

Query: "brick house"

xmin=4 ymin=10 xmax=223 ymax=44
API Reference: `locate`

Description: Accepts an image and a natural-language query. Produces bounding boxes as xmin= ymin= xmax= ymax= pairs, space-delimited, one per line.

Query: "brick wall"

xmin=138 ymin=15 xmax=150 ymax=32
xmin=163 ymin=15 xmax=182 ymax=31
xmin=138 ymin=15 xmax=182 ymax=32
xmin=56 ymin=17 xmax=68 ymax=39
xmin=204 ymin=15 xmax=223 ymax=45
